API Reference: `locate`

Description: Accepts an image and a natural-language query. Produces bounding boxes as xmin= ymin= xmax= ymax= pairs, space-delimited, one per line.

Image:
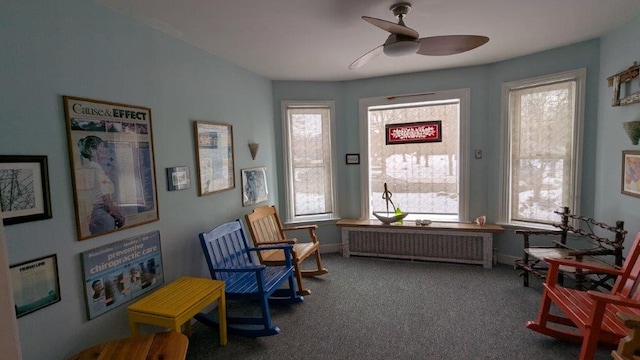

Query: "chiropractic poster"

xmin=80 ymin=231 xmax=163 ymax=319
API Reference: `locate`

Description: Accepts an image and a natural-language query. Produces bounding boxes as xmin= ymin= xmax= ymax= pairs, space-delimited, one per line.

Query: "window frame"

xmin=498 ymin=68 xmax=586 ymax=228
xmin=281 ymin=100 xmax=339 ymax=223
xmin=358 ymin=89 xmax=470 ymax=221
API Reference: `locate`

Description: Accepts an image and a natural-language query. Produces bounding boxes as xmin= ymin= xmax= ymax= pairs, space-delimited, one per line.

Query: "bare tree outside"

xmin=0 ymin=168 xmax=36 ymax=212
xmin=510 ymin=81 xmax=574 ymax=223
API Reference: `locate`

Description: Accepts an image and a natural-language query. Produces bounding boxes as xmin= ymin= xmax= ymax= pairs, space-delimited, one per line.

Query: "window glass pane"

xmin=287 ymin=107 xmax=333 ymax=217
xmin=509 ymin=81 xmax=575 ymax=223
xmin=368 ymin=101 xmax=459 ymax=219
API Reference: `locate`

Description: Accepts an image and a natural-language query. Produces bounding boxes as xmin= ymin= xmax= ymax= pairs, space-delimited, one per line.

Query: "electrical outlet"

xmin=475 ymin=150 xmax=483 ymax=159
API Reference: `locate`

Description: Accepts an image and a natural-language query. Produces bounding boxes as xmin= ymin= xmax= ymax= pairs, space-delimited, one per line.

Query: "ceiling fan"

xmin=349 ymin=2 xmax=489 ymax=70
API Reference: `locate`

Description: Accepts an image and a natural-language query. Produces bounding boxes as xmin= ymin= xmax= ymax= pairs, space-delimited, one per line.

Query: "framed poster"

xmin=0 ymin=155 xmax=52 ymax=225
xmin=194 ymin=121 xmax=235 ymax=196
xmin=622 ymin=150 xmax=640 ymax=198
xmin=80 ymin=231 xmax=164 ymax=320
xmin=63 ymin=96 xmax=159 ymax=240
xmin=241 ymin=166 xmax=268 ymax=206
xmin=385 ymin=120 xmax=442 ymax=145
xmin=166 ymin=166 xmax=191 ymax=191
xmin=10 ymin=254 xmax=60 ymax=318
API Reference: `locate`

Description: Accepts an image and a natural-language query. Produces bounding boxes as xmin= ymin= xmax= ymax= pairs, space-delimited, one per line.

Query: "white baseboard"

xmin=320 ymin=243 xmax=342 ymax=254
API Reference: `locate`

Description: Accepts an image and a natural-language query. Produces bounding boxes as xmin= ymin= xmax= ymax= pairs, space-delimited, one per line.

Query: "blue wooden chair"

xmin=194 ymin=219 xmax=303 ymax=337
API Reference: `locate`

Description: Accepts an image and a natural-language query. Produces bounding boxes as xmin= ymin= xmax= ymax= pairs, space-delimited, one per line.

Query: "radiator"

xmin=342 ymin=227 xmax=493 ymax=267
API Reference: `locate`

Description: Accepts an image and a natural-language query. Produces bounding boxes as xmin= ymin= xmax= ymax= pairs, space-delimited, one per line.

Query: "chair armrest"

xmin=248 ymin=244 xmax=295 ymax=266
xmin=282 ymin=224 xmax=318 ymax=231
xmin=257 ymin=239 xmax=296 ymax=245
xmin=587 ymin=291 xmax=640 ymax=309
xmin=248 ymin=244 xmax=293 ymax=252
xmin=545 ymin=257 xmax=622 ymax=275
xmin=210 ymin=265 xmax=266 ymax=273
xmin=282 ymin=225 xmax=319 ymax=243
xmin=616 ymin=312 xmax=640 ymax=328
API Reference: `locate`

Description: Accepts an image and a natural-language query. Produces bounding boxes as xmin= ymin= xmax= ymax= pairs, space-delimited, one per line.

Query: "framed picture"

xmin=81 ymin=231 xmax=163 ymax=320
xmin=10 ymin=254 xmax=61 ymax=318
xmin=63 ymin=96 xmax=159 ymax=240
xmin=346 ymin=153 xmax=360 ymax=165
xmin=0 ymin=155 xmax=52 ymax=225
xmin=241 ymin=167 xmax=268 ymax=206
xmin=385 ymin=120 xmax=442 ymax=145
xmin=194 ymin=121 xmax=235 ymax=196
xmin=622 ymin=150 xmax=640 ymax=198
xmin=166 ymin=166 xmax=191 ymax=191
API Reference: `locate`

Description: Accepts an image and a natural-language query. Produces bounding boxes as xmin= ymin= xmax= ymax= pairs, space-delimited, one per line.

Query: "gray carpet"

xmin=185 ymin=254 xmax=613 ymax=359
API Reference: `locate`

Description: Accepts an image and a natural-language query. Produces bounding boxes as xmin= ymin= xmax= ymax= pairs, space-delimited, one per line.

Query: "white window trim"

xmin=358 ymin=89 xmax=470 ymax=221
xmin=498 ymin=68 xmax=586 ymax=228
xmin=281 ymin=100 xmax=339 ymax=223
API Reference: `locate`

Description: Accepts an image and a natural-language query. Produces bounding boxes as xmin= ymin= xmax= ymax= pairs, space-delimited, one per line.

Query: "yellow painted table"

xmin=127 ymin=276 xmax=227 ymax=346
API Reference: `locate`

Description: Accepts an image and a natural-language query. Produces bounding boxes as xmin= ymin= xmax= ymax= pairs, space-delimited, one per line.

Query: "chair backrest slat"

xmin=246 ymin=205 xmax=285 ymax=246
xmin=199 ymin=220 xmax=255 ymax=281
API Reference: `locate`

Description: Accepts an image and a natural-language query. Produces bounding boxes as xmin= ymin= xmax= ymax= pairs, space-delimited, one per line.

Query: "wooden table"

xmin=68 ymin=331 xmax=188 ymax=360
xmin=127 ymin=276 xmax=227 ymax=346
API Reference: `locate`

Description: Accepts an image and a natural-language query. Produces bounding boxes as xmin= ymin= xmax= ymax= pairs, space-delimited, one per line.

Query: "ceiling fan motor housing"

xmin=383 ymin=33 xmax=419 ymax=57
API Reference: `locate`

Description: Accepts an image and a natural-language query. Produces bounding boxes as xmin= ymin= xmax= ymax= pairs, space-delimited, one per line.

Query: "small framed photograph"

xmin=346 ymin=153 xmax=360 ymax=165
xmin=194 ymin=121 xmax=235 ymax=196
xmin=241 ymin=167 xmax=268 ymax=206
xmin=10 ymin=254 xmax=61 ymax=318
xmin=166 ymin=166 xmax=191 ymax=191
xmin=622 ymin=150 xmax=640 ymax=198
xmin=0 ymin=155 xmax=52 ymax=225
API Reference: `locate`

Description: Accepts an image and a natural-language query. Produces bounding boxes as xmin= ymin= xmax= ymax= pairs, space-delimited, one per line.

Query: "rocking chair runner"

xmin=195 ymin=219 xmax=303 ymax=337
xmin=245 ymin=205 xmax=328 ymax=295
xmin=527 ymin=231 xmax=640 ymax=360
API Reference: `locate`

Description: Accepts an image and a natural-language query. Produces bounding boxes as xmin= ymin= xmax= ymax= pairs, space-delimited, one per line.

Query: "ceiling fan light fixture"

xmin=383 ymin=40 xmax=419 ymax=57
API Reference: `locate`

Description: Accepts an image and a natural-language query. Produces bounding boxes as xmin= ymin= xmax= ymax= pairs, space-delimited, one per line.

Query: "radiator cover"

xmin=340 ymin=226 xmax=494 ymax=268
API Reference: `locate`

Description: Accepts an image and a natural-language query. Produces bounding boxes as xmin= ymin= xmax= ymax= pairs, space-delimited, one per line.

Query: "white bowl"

xmin=372 ymin=211 xmax=409 ymax=224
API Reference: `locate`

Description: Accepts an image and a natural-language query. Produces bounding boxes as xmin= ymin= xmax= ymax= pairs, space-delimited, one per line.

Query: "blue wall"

xmin=595 ymin=16 xmax=640 ymax=240
xmin=0 ymin=2 xmax=276 ymax=359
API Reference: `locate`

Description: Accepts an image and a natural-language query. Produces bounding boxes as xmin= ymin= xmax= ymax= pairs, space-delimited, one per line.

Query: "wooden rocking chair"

xmin=245 ymin=205 xmax=328 ymax=295
xmin=526 ymin=231 xmax=640 ymax=360
xmin=194 ymin=219 xmax=303 ymax=337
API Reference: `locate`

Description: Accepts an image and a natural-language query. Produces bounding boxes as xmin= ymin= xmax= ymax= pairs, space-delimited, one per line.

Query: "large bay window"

xmin=359 ymin=89 xmax=470 ymax=221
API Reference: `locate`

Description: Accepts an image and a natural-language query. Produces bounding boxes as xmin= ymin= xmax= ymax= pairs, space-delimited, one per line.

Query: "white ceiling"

xmin=97 ymin=0 xmax=640 ymax=81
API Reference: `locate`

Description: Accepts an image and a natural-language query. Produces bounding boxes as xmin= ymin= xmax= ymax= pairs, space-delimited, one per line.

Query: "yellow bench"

xmin=127 ymin=276 xmax=227 ymax=346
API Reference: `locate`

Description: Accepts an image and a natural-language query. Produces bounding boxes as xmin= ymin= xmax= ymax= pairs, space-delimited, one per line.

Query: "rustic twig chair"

xmin=245 ymin=205 xmax=328 ymax=295
xmin=514 ymin=206 xmax=626 ymax=290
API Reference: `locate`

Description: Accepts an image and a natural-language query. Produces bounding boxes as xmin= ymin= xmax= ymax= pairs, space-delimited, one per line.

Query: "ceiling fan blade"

xmin=349 ymin=45 xmax=384 ymax=70
xmin=362 ymin=16 xmax=419 ymax=38
xmin=417 ymin=35 xmax=489 ymax=56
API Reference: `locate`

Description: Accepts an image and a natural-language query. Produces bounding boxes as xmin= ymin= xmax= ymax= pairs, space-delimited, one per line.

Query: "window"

xmin=500 ymin=69 xmax=585 ymax=225
xmin=359 ymin=89 xmax=470 ymax=221
xmin=282 ymin=101 xmax=337 ymax=222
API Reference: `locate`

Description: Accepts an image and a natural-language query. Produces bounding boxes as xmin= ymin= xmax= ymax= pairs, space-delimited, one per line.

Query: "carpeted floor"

xmin=185 ymin=254 xmax=614 ymax=359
